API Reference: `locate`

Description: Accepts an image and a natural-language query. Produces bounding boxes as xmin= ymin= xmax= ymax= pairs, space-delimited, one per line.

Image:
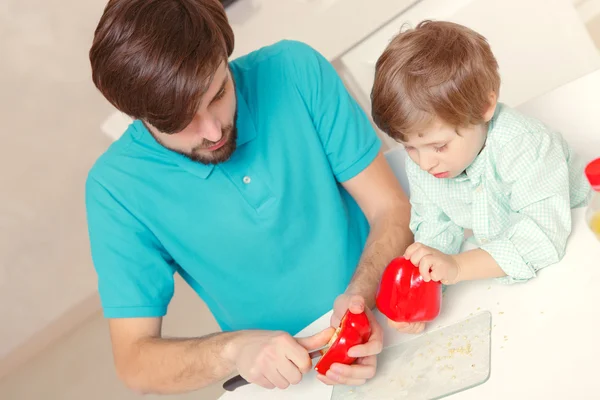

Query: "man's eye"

xmin=214 ymin=88 xmax=226 ymax=101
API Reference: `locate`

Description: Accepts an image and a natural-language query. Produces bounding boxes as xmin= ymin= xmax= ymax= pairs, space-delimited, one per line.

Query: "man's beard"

xmin=185 ymin=122 xmax=238 ymax=165
xmin=147 ymin=107 xmax=239 ymax=165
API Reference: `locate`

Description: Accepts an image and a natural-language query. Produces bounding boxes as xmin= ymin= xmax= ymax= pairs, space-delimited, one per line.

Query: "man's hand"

xmin=230 ymin=328 xmax=334 ymax=390
xmin=387 ymin=320 xmax=425 ymax=334
xmin=404 ymin=242 xmax=460 ymax=285
xmin=317 ymin=294 xmax=383 ymax=386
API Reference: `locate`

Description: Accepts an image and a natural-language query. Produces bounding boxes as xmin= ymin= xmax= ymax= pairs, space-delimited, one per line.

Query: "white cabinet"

xmin=340 ymin=0 xmax=600 ymax=148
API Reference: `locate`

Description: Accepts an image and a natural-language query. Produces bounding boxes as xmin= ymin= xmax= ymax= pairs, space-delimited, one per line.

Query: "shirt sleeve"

xmin=407 ymin=160 xmax=465 ymax=255
xmin=85 ymin=174 xmax=176 ymax=318
xmin=481 ymin=130 xmax=573 ymax=284
xmin=287 ymin=41 xmax=381 ymax=182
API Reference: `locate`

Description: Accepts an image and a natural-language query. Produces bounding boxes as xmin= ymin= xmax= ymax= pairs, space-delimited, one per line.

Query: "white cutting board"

xmin=331 ymin=311 xmax=492 ymax=400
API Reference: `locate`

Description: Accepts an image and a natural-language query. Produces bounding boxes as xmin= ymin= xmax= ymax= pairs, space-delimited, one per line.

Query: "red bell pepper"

xmin=376 ymin=257 xmax=442 ymax=323
xmin=314 ymin=309 xmax=371 ymax=375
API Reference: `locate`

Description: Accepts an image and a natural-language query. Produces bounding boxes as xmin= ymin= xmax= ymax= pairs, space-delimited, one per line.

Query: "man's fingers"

xmin=409 ymin=322 xmax=425 ymax=334
xmin=316 ymin=373 xmax=337 ymax=386
xmin=330 ymin=315 xmax=341 ymax=328
xmin=389 ymin=320 xmax=425 ymax=334
xmin=324 ymin=369 xmax=367 ymax=387
xmin=349 ymin=312 xmax=383 ymax=358
xmin=317 ymin=357 xmax=377 ymax=386
xmin=348 ymin=295 xmax=365 ymax=314
xmin=293 ymin=327 xmax=334 ymax=373
xmin=264 ymin=369 xmax=290 ymax=390
xmin=330 ymin=296 xmax=345 ymax=327
xmin=296 ymin=327 xmax=335 ymax=351
xmin=327 ymin=362 xmax=376 ymax=380
xmin=357 ymin=354 xmax=377 ymax=367
xmin=279 ymin=359 xmax=303 ymax=386
xmin=347 ymin=339 xmax=383 ymax=358
xmin=331 ymin=294 xmax=365 ymax=329
xmin=255 ymin=375 xmax=276 ymax=390
xmin=285 ymin=351 xmax=311 ymax=375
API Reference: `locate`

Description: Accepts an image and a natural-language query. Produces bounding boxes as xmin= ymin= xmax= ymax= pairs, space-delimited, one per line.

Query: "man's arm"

xmin=342 ymin=152 xmax=413 ymax=308
xmin=109 ymin=318 xmax=234 ymax=394
xmin=284 ymin=42 xmax=412 ymax=298
xmin=109 ymin=318 xmax=334 ymax=394
xmin=315 ymin=152 xmax=412 ymax=386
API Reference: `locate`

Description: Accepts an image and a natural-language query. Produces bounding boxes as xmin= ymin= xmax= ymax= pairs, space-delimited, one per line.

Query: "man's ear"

xmin=482 ymin=91 xmax=498 ymax=122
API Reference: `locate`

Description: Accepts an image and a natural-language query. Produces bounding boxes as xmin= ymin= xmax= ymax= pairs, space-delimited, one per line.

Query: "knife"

xmin=222 ymin=347 xmax=326 ymax=392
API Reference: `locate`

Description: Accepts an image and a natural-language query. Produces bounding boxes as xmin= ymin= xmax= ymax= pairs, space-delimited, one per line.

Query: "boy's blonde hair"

xmin=371 ymin=20 xmax=501 ymax=142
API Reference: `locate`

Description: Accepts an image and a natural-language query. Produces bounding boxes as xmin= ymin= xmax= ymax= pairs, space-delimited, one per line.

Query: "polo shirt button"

xmin=481 ymin=238 xmax=489 ymax=244
xmin=243 ymin=176 xmax=251 ymax=184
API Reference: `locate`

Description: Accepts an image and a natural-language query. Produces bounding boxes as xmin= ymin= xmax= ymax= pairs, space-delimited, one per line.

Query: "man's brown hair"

xmin=89 ymin=0 xmax=234 ymax=134
xmin=371 ymin=20 xmax=500 ymax=142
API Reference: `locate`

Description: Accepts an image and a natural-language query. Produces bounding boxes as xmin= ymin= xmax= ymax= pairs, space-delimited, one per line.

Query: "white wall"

xmin=0 ymin=275 xmax=225 ymax=400
xmin=0 ymin=0 xmax=116 ymax=377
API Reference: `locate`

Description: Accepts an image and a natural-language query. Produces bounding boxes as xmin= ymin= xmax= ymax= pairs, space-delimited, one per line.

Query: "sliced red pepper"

xmin=314 ymin=309 xmax=371 ymax=375
xmin=376 ymin=257 xmax=442 ymax=323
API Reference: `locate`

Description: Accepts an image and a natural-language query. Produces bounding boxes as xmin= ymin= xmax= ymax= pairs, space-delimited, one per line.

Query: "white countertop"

xmin=219 ymin=69 xmax=600 ymax=399
xmin=225 ymin=0 xmax=421 ymax=60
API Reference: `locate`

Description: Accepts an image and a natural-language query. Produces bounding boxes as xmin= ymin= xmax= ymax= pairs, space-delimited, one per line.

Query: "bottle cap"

xmin=585 ymin=158 xmax=600 ymax=191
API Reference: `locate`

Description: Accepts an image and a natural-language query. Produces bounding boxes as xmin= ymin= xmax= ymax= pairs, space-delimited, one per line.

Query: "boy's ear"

xmin=482 ymin=91 xmax=498 ymax=122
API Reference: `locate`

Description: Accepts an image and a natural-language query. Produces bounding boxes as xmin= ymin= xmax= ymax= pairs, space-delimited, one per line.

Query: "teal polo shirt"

xmin=85 ymin=40 xmax=381 ymax=335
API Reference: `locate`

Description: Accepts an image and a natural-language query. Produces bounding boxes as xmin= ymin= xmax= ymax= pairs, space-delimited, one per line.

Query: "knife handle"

xmin=223 ymin=374 xmax=249 ymax=391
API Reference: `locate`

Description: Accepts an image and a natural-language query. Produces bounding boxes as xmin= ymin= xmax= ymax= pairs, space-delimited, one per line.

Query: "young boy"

xmin=371 ymin=21 xmax=591 ymax=333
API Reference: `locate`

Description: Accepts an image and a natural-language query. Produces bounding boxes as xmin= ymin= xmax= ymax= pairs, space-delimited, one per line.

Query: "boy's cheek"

xmin=406 ymin=152 xmax=419 ymax=166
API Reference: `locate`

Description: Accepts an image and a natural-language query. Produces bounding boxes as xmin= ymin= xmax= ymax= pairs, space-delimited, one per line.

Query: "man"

xmin=86 ymin=0 xmax=412 ymax=394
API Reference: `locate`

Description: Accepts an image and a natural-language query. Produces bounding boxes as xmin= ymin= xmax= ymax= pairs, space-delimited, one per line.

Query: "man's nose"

xmin=197 ymin=116 xmax=223 ymax=143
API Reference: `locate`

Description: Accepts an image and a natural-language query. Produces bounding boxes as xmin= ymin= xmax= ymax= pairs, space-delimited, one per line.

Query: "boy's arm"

xmin=405 ymin=129 xmax=582 ymax=285
xmin=389 ymin=162 xmax=465 ymax=333
xmin=474 ymin=130 xmax=579 ymax=284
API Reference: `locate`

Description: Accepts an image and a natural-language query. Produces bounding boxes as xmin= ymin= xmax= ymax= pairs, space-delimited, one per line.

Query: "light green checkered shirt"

xmin=407 ymin=103 xmax=591 ymax=284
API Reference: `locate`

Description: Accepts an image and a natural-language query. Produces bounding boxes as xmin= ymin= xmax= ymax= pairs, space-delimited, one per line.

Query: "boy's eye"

xmin=404 ymin=146 xmax=415 ymax=151
xmin=434 ymin=144 xmax=447 ymax=153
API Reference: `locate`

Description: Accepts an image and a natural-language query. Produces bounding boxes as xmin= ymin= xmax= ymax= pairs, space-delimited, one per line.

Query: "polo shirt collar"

xmin=131 ymin=84 xmax=257 ymax=179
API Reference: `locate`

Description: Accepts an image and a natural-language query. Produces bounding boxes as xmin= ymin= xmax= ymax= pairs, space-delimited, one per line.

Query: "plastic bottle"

xmin=585 ymin=158 xmax=600 ymax=240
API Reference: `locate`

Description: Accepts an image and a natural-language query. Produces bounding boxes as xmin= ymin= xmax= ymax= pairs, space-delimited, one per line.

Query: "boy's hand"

xmin=387 ymin=320 xmax=425 ymax=334
xmin=404 ymin=243 xmax=460 ymax=284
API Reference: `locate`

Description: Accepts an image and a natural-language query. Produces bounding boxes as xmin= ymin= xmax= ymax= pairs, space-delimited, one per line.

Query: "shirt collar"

xmin=453 ymin=104 xmax=501 ymax=183
xmin=131 ymin=82 xmax=257 ymax=179
xmin=234 ymin=83 xmax=257 ymax=147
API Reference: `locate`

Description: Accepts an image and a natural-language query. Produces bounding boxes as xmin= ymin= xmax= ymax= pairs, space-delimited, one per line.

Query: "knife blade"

xmin=222 ymin=347 xmax=326 ymax=392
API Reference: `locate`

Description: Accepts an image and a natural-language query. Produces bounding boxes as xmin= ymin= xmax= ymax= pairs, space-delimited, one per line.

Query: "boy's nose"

xmin=419 ymin=154 xmax=438 ymax=172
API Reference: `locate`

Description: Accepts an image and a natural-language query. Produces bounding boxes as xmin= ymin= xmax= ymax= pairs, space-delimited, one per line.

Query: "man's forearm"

xmin=346 ymin=202 xmax=413 ymax=308
xmin=120 ymin=331 xmax=240 ymax=394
